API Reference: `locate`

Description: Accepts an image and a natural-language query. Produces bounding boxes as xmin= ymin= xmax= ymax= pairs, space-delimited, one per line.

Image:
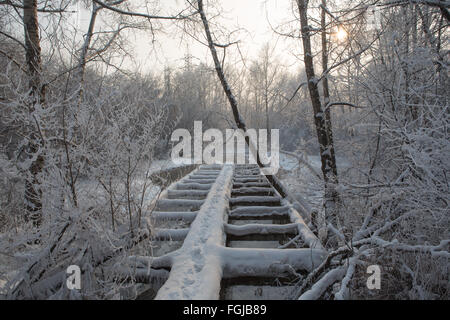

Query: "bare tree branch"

xmin=0 ymin=0 xmax=73 ymax=13
xmin=92 ymin=0 xmax=195 ymax=20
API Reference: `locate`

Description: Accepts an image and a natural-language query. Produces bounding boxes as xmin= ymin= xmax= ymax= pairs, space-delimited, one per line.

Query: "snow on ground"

xmin=279 ymin=152 xmax=299 ymax=171
xmin=0 ymin=157 xmax=181 ymax=297
xmin=279 ymin=152 xmax=350 ymax=173
xmin=149 ymin=240 xmax=184 ymax=257
xmin=278 ymin=152 xmax=349 ymax=212
xmin=278 ymin=153 xmax=323 ymax=211
xmin=75 ymin=157 xmax=182 ymax=219
xmin=0 ymin=250 xmax=20 ymax=297
xmin=149 ymin=158 xmax=185 ymax=173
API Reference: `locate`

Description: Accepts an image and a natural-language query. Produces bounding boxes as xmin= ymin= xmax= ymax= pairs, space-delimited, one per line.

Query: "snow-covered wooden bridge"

xmin=137 ymin=164 xmax=326 ymax=300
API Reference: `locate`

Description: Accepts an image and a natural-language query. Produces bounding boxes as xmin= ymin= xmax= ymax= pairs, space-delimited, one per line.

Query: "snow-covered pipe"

xmin=176 ymin=182 xmax=213 ymax=190
xmin=155 ymin=165 xmax=234 ymax=300
xmin=155 ymin=199 xmax=204 ymax=211
xmin=224 ymin=222 xmax=299 ymax=236
xmin=284 ymin=199 xmax=324 ymax=251
xmin=167 ymin=189 xmax=209 ymax=199
xmin=230 ymin=205 xmax=290 ymax=216
xmin=220 ymin=247 xmax=327 ymax=277
xmin=153 ymin=228 xmax=190 ymax=241
xmin=152 ymin=211 xmax=197 ymax=222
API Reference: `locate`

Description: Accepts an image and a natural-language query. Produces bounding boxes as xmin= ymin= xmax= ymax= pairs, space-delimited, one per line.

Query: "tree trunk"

xmin=197 ymin=0 xmax=286 ymax=197
xmin=76 ymin=3 xmax=100 ymax=102
xmin=321 ymin=0 xmax=338 ymax=178
xmin=296 ymin=0 xmax=339 ymax=237
xmin=23 ymin=0 xmax=44 ymax=227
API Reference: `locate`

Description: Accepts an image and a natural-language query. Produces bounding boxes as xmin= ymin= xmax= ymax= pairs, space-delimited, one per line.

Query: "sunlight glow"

xmin=336 ymin=27 xmax=348 ymax=42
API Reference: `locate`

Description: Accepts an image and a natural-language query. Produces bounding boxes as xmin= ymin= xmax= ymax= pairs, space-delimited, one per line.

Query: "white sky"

xmin=75 ymin=0 xmax=301 ymax=74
